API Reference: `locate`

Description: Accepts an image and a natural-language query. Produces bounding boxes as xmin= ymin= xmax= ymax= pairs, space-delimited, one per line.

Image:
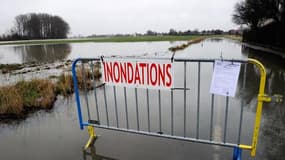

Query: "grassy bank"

xmin=168 ymin=37 xmax=206 ymax=52
xmin=0 ymin=35 xmax=240 ymax=46
xmin=0 ymin=79 xmax=56 ymax=118
xmin=0 ymin=66 xmax=101 ymax=120
xmin=0 ymin=35 xmax=237 ymax=45
xmin=0 ymin=35 xmax=208 ymax=45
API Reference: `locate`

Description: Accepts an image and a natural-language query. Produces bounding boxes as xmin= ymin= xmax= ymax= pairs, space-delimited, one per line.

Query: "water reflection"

xmin=0 ymin=42 xmax=179 ymax=64
xmin=236 ymin=64 xmax=259 ymax=104
xmin=242 ymin=45 xmax=285 ymax=160
xmin=83 ymin=145 xmax=117 ymax=160
xmin=13 ymin=44 xmax=71 ymax=63
xmin=242 ymin=45 xmax=285 ymax=96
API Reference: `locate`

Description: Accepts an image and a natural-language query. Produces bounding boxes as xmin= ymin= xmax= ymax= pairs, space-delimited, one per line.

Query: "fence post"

xmin=233 ymin=147 xmax=242 ymax=160
xmin=84 ymin=126 xmax=97 ymax=150
xmin=72 ymin=58 xmax=84 ymax=130
xmin=248 ymin=58 xmax=271 ymax=156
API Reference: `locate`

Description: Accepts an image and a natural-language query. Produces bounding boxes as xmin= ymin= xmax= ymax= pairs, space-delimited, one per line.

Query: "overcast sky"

xmin=0 ymin=0 xmax=239 ymax=36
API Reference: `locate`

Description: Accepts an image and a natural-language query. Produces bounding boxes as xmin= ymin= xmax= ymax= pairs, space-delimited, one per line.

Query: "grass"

xmin=56 ymin=74 xmax=74 ymax=96
xmin=56 ymin=66 xmax=101 ymax=96
xmin=0 ymin=80 xmax=55 ymax=118
xmin=0 ymin=35 xmax=205 ymax=45
xmin=15 ymin=79 xmax=56 ymax=108
xmin=0 ymin=86 xmax=23 ymax=115
xmin=0 ymin=35 xmax=239 ymax=46
xmin=0 ymin=64 xmax=102 ymax=119
xmin=168 ymin=37 xmax=206 ymax=52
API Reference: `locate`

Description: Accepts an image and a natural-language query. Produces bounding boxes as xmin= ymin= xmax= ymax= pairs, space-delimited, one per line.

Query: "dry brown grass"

xmin=56 ymin=73 xmax=74 ymax=96
xmin=15 ymin=79 xmax=56 ymax=109
xmin=0 ymin=79 xmax=55 ymax=118
xmin=0 ymin=85 xmax=23 ymax=115
xmin=56 ymin=66 xmax=101 ymax=96
xmin=0 ymin=64 xmax=102 ymax=118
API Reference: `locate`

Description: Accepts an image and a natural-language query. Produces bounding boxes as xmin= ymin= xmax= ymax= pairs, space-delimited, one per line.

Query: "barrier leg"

xmin=84 ymin=126 xmax=97 ymax=150
xmin=233 ymin=147 xmax=242 ymax=160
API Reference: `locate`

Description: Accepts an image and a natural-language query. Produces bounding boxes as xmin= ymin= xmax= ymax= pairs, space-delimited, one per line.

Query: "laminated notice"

xmin=210 ymin=60 xmax=241 ymax=97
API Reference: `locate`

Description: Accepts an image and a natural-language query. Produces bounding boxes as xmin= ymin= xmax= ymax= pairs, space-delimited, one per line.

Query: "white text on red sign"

xmin=102 ymin=60 xmax=173 ymax=89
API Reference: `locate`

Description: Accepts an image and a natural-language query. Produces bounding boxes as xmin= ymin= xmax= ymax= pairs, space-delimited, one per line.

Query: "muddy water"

xmin=0 ymin=38 xmax=284 ymax=160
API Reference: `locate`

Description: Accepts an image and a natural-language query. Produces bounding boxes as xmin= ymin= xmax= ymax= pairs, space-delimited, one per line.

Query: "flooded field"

xmin=0 ymin=38 xmax=284 ymax=160
xmin=0 ymin=41 xmax=187 ymax=64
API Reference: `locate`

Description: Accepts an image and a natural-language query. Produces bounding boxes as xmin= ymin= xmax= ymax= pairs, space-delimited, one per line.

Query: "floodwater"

xmin=0 ymin=41 xmax=186 ymax=64
xmin=0 ymin=38 xmax=284 ymax=160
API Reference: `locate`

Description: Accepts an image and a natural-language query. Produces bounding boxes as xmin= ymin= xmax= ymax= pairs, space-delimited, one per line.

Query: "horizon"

xmin=0 ymin=0 xmax=239 ymax=36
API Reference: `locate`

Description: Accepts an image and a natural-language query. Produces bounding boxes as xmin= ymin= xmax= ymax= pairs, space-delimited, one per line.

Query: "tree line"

xmin=145 ymin=29 xmax=225 ymax=36
xmin=86 ymin=29 xmax=231 ymax=38
xmin=0 ymin=13 xmax=70 ymax=41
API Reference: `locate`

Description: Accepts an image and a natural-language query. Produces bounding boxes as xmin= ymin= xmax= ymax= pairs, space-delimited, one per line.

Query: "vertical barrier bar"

xmin=103 ymin=84 xmax=109 ymax=126
xmin=183 ymin=62 xmax=187 ymax=137
xmin=146 ymin=89 xmax=150 ymax=132
xmin=90 ymin=61 xmax=100 ymax=122
xmin=158 ymin=90 xmax=162 ymax=133
xmin=81 ymin=62 xmax=91 ymax=120
xmin=196 ymin=62 xmax=201 ymax=139
xmin=171 ymin=90 xmax=174 ymax=136
xmin=72 ymin=59 xmax=84 ymax=130
xmin=124 ymin=87 xmax=129 ymax=129
xmin=238 ymin=64 xmax=247 ymax=144
xmin=113 ymin=86 xmax=119 ymax=128
xmin=233 ymin=147 xmax=242 ymax=160
xmin=210 ymin=94 xmax=215 ymax=141
xmin=210 ymin=62 xmax=215 ymax=141
xmin=224 ymin=96 xmax=229 ymax=143
xmin=248 ymin=58 xmax=270 ymax=156
xmin=135 ymin=88 xmax=140 ymax=131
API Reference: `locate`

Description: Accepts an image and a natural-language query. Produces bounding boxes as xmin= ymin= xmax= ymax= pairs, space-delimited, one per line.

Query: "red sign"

xmin=102 ymin=60 xmax=173 ymax=89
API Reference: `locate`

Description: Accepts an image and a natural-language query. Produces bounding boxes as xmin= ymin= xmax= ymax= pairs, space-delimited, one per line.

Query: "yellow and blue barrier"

xmin=72 ymin=57 xmax=270 ymax=159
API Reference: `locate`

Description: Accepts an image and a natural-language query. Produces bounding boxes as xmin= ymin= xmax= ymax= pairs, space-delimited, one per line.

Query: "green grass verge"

xmin=0 ymin=35 xmax=239 ymax=45
xmin=0 ymin=35 xmax=206 ymax=45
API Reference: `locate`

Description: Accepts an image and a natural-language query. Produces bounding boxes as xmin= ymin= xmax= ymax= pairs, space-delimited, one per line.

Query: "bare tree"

xmin=232 ymin=0 xmax=285 ymax=29
xmin=12 ymin=13 xmax=70 ymax=39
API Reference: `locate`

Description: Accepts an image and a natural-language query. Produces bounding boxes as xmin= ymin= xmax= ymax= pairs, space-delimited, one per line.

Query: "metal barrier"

xmin=72 ymin=57 xmax=271 ymax=160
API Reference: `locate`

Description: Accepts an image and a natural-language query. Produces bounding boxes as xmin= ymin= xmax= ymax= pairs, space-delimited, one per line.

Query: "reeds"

xmin=15 ymin=79 xmax=56 ymax=109
xmin=0 ymin=86 xmax=23 ymax=115
xmin=0 ymin=80 xmax=56 ymax=118
xmin=0 ymin=66 xmax=101 ymax=119
xmin=56 ymin=66 xmax=101 ymax=96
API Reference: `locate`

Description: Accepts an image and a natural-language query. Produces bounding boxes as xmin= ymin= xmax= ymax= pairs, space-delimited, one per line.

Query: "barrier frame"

xmin=72 ymin=57 xmax=270 ymax=159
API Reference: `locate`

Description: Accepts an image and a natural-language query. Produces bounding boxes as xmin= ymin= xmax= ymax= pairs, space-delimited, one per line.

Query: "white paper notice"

xmin=210 ymin=60 xmax=241 ymax=97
